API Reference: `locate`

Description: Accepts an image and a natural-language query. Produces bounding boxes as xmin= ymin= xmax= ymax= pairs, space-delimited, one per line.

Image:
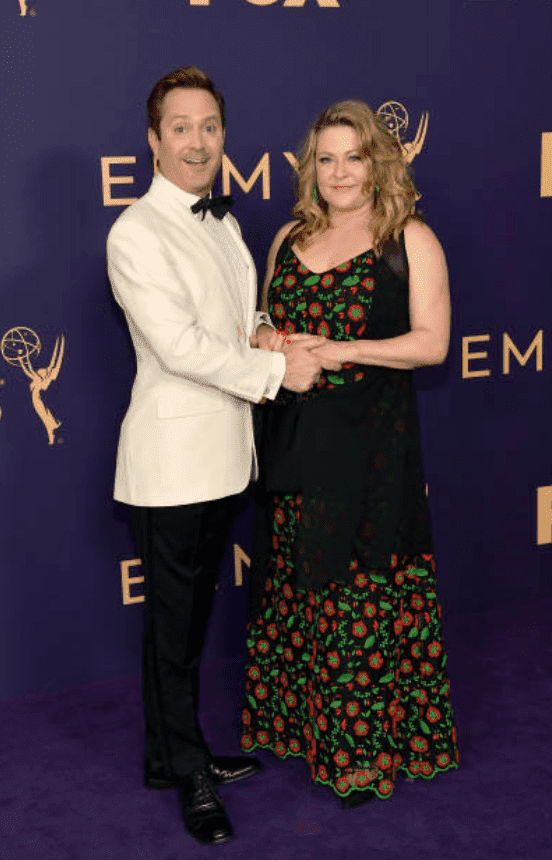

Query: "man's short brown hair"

xmin=147 ymin=66 xmax=226 ymax=138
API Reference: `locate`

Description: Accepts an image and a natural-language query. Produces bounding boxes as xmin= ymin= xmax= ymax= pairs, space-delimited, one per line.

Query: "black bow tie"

xmin=191 ymin=194 xmax=234 ymax=220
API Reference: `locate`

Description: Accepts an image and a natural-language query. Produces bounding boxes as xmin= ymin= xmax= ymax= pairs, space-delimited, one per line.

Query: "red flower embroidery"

xmin=353 ymin=720 xmax=369 ymax=737
xmin=309 ymin=302 xmax=322 ymax=317
xmin=333 ymin=750 xmax=350 ymax=767
xmin=369 ymin=651 xmax=384 ymax=669
xmin=410 ymin=736 xmax=428 ymax=753
xmin=347 ymin=304 xmax=364 ymax=321
xmin=317 ymin=321 xmax=330 ymax=338
xmin=346 ymin=701 xmax=360 ymax=717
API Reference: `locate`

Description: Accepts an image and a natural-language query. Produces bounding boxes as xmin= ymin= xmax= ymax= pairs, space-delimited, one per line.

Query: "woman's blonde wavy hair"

xmin=289 ymin=99 xmax=420 ymax=256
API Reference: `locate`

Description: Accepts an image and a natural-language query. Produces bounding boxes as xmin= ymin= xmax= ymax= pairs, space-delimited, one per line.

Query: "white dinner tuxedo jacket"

xmin=107 ymin=173 xmax=284 ymax=507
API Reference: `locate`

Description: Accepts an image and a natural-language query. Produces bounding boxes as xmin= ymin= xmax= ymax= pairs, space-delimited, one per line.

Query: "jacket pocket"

xmin=156 ymin=390 xmax=224 ymax=419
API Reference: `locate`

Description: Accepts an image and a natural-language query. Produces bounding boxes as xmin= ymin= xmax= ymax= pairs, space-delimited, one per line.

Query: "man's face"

xmin=148 ymin=88 xmax=225 ymax=197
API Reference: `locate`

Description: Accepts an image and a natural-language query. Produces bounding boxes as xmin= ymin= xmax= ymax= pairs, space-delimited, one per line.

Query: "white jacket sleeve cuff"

xmin=254 ymin=311 xmax=275 ymax=332
xmin=263 ymin=351 xmax=286 ymax=400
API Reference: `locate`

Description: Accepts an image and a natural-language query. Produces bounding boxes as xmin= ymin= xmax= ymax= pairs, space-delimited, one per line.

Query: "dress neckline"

xmin=289 ymin=241 xmax=374 ymax=276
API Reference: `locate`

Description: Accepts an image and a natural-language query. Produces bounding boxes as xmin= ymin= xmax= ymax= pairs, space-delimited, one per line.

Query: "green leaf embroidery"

xmin=271 ymin=277 xmax=283 ymax=287
xmin=281 ymin=701 xmax=288 ymax=716
xmin=303 ymin=275 xmax=321 ymax=286
xmin=420 ymin=720 xmax=431 ymax=735
xmin=333 ymin=303 xmax=346 ymax=312
xmin=420 ymin=627 xmax=429 ymax=641
xmin=247 ymin=695 xmax=257 ymax=710
xmin=372 ymin=701 xmax=385 ymax=711
xmin=338 ymin=601 xmax=352 ymax=611
xmin=336 ymin=673 xmax=354 ymax=683
xmin=313 ymin=724 xmax=320 ymax=740
xmin=379 ymin=673 xmax=394 ymax=684
xmin=287 ymin=616 xmax=295 ymax=628
xmin=426 ymin=592 xmax=437 ymax=599
xmin=342 ymin=276 xmax=360 ymax=286
xmin=345 ymin=733 xmax=355 ymax=748
xmin=297 ymin=677 xmax=307 ymax=685
xmin=370 ymin=574 xmax=387 ymax=584
xmin=410 ymin=568 xmax=428 ymax=577
xmin=330 ymin=700 xmax=342 ymax=709
xmin=275 ymin=644 xmax=284 ymax=654
xmin=408 ymin=627 xmax=419 ymax=638
xmin=326 ymin=375 xmax=345 ymax=385
xmin=296 ymin=301 xmax=307 ymax=311
xmin=364 ymin=635 xmax=375 ymax=649
xmin=301 ymin=653 xmax=311 ymax=662
xmin=270 ymin=669 xmax=279 ymax=677
xmin=380 ymin=601 xmax=393 ymax=610
xmin=439 ymin=682 xmax=449 ymax=695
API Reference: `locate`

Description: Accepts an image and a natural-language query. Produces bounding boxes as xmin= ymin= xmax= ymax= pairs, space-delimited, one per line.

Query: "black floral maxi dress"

xmin=240 ymin=238 xmax=459 ymax=801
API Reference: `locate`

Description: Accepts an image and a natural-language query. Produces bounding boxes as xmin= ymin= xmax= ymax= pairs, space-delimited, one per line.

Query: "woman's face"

xmin=315 ymin=125 xmax=371 ymax=214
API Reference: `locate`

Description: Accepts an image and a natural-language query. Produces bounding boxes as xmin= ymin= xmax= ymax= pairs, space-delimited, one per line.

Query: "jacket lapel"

xmin=146 ymin=177 xmax=245 ymax=323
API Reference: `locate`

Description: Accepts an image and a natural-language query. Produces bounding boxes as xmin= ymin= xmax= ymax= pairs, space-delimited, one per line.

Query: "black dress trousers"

xmin=129 ymin=492 xmax=243 ymax=778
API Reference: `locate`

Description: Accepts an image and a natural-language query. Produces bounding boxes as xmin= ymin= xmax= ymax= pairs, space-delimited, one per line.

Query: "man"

xmin=107 ymin=67 xmax=332 ymax=846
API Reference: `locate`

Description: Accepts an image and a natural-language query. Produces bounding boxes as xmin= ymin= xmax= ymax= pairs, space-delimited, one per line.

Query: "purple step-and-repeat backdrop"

xmin=1 ymin=0 xmax=551 ymax=700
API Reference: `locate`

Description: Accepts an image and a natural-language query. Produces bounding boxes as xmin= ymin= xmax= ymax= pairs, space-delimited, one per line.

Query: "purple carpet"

xmin=1 ymin=599 xmax=550 ymax=860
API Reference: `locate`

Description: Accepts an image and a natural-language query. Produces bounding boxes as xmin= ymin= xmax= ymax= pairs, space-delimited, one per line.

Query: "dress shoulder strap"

xmin=381 ymin=231 xmax=409 ymax=283
xmin=274 ymin=232 xmax=292 ymax=270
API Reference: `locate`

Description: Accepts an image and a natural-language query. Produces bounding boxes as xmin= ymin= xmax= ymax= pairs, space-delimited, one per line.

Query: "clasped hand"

xmin=249 ymin=326 xmax=342 ymax=393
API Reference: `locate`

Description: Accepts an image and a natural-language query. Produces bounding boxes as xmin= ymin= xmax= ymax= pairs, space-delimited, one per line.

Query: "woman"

xmin=242 ymin=100 xmax=459 ymax=807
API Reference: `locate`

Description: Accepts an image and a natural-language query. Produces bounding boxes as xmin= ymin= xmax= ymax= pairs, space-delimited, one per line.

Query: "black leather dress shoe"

xmin=145 ymin=754 xmax=262 ymax=790
xmin=179 ymin=768 xmax=233 ymax=845
xmin=206 ymin=755 xmax=262 ymax=786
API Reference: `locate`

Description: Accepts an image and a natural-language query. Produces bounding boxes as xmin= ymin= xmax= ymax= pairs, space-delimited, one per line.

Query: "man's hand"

xmin=279 ymin=336 xmax=339 ymax=393
xmin=249 ymin=323 xmax=287 ymax=352
xmin=250 ymin=329 xmax=344 ymax=393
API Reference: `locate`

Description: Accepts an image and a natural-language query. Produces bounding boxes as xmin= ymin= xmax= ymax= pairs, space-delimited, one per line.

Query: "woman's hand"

xmin=308 ymin=339 xmax=348 ymax=372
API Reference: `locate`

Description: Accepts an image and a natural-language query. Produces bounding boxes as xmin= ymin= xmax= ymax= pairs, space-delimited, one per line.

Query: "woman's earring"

xmin=374 ymin=185 xmax=380 ymax=202
xmin=313 ymin=185 xmax=319 ymax=204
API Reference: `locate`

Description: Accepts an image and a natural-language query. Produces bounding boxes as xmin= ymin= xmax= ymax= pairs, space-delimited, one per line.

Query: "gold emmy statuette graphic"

xmin=376 ymin=102 xmax=429 ymax=164
xmin=1 ymin=327 xmax=65 ymax=445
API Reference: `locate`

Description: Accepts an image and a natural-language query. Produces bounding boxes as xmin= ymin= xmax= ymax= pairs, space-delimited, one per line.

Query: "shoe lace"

xmin=192 ymin=769 xmax=222 ymax=809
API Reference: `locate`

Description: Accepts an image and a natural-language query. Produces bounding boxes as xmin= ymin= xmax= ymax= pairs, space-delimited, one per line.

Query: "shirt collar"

xmin=150 ymin=172 xmax=210 ymax=211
